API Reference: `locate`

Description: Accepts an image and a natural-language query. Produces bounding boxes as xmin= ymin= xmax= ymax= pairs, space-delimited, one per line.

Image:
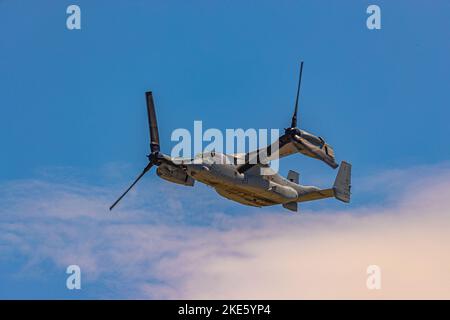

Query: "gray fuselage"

xmin=179 ymin=152 xmax=320 ymax=207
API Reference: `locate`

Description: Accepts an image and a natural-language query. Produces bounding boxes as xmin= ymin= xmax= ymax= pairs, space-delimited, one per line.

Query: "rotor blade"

xmin=109 ymin=163 xmax=153 ymax=210
xmin=145 ymin=91 xmax=160 ymax=153
xmin=291 ymin=61 xmax=304 ymax=128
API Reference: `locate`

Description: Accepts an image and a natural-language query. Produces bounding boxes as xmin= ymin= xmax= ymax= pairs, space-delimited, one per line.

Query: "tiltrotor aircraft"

xmin=110 ymin=62 xmax=351 ymax=212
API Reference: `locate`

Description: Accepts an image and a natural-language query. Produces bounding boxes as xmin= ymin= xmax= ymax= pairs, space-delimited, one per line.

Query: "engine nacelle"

xmin=156 ymin=164 xmax=195 ymax=186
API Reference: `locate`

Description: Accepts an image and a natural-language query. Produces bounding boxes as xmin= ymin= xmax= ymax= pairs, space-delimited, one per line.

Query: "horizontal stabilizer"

xmin=296 ymin=161 xmax=352 ymax=204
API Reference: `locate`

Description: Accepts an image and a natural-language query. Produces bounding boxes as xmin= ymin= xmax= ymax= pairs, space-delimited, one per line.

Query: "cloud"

xmin=1 ymin=163 xmax=450 ymax=299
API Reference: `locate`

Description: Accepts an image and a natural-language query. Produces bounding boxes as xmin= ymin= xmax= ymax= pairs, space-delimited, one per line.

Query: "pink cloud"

xmin=1 ymin=163 xmax=450 ymax=299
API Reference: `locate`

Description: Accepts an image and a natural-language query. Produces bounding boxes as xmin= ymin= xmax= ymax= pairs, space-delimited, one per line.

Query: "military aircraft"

xmin=110 ymin=62 xmax=351 ymax=212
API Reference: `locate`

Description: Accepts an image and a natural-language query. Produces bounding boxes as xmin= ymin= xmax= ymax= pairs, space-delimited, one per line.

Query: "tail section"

xmin=333 ymin=161 xmax=351 ymax=203
xmin=286 ymin=161 xmax=352 ymax=207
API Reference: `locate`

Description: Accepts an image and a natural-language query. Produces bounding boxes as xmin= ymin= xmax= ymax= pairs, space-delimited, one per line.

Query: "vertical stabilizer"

xmin=282 ymin=201 xmax=298 ymax=212
xmin=287 ymin=170 xmax=299 ymax=184
xmin=333 ymin=161 xmax=351 ymax=203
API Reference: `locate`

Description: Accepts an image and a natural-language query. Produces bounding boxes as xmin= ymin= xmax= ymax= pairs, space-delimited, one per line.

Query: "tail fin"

xmin=282 ymin=201 xmax=298 ymax=212
xmin=287 ymin=170 xmax=299 ymax=184
xmin=333 ymin=161 xmax=351 ymax=203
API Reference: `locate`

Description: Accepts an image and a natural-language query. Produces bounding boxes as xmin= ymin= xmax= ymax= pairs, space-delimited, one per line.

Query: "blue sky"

xmin=0 ymin=1 xmax=449 ymax=299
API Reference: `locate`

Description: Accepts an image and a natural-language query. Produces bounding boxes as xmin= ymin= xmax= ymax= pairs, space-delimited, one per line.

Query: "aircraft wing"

xmin=234 ymin=133 xmax=296 ymax=172
xmin=235 ymin=132 xmax=338 ymax=173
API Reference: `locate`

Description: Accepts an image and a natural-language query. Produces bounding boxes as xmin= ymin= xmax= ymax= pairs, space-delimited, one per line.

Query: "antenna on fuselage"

xmin=290 ymin=61 xmax=304 ymax=129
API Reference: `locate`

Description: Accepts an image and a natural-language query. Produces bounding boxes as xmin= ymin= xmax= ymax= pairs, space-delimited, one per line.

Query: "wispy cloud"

xmin=1 ymin=163 xmax=450 ymax=299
